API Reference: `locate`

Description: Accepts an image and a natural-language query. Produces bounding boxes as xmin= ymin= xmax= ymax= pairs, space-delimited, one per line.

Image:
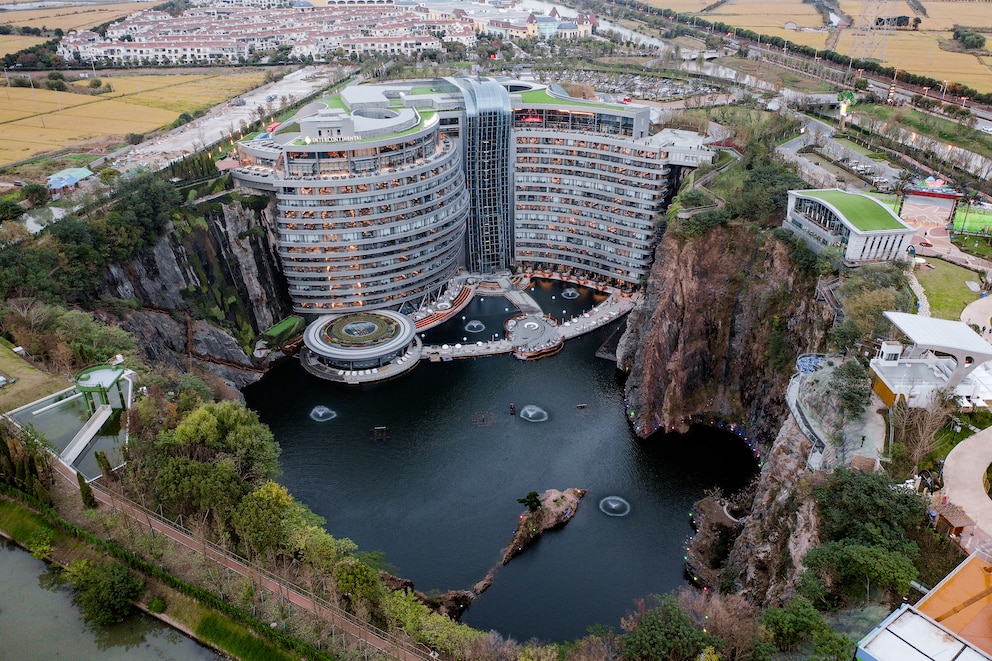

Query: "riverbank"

xmin=0 ymin=489 xmax=322 ymax=661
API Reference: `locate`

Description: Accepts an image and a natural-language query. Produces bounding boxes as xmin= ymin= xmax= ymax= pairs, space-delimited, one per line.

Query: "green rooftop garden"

xmin=518 ymin=87 xmax=615 ymax=110
xmin=804 ymin=190 xmax=906 ymax=232
xmin=321 ymin=95 xmax=349 ymax=111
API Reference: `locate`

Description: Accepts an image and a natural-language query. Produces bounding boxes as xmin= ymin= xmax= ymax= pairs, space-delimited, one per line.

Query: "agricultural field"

xmin=0 ymin=2 xmax=148 ymax=31
xmin=642 ymin=0 xmax=716 ymax=12
xmin=902 ymin=1 xmax=992 ymax=31
xmin=702 ymin=0 xmax=824 ymax=40
xmin=0 ymin=34 xmax=48 ymax=57
xmin=834 ymin=30 xmax=992 ymax=92
xmin=645 ymin=0 xmax=992 ymax=92
xmin=718 ymin=56 xmax=837 ymax=93
xmin=0 ymin=71 xmax=267 ymax=166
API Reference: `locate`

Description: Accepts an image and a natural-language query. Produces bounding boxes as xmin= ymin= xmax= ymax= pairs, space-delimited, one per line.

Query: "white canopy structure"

xmin=870 ymin=312 xmax=992 ymax=409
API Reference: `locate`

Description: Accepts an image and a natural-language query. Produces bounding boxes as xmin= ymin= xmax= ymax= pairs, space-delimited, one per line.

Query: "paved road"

xmin=943 ymin=427 xmax=992 ymax=558
xmin=111 ymin=65 xmax=349 ymax=173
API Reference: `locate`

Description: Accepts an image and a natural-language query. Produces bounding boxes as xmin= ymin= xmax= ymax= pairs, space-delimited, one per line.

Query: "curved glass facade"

xmin=233 ymin=78 xmax=712 ymax=311
xmin=240 ymin=117 xmax=468 ymax=313
xmin=513 ymin=131 xmax=669 ymax=285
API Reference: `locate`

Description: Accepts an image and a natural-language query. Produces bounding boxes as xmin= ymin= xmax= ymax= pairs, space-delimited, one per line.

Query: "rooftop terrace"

xmin=517 ymin=87 xmax=616 ymax=110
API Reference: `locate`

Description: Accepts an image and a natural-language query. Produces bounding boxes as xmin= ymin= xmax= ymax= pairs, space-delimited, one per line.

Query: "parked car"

xmin=13 ymin=180 xmax=26 ymax=186
xmin=919 ymin=240 xmax=933 ymax=247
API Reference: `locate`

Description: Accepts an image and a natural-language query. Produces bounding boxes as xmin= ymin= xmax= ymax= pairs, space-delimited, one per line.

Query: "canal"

xmin=0 ymin=539 xmax=219 ymax=660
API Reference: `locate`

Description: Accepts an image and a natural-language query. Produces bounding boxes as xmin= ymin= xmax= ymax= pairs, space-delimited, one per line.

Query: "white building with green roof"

xmin=784 ymin=188 xmax=914 ymax=263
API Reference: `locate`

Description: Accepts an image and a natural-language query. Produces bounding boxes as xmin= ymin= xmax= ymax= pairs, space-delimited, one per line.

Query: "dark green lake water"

xmin=245 ymin=284 xmax=758 ymax=642
xmin=0 ymin=540 xmax=218 ymax=660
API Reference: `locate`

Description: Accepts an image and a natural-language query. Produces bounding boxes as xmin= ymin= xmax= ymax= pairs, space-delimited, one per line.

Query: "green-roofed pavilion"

xmin=783 ymin=188 xmax=914 ymax=264
xmin=802 ymin=189 xmax=906 ymax=231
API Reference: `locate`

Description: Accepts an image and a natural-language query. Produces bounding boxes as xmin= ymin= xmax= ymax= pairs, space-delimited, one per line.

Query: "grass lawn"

xmin=519 ymin=87 xmax=613 ymax=109
xmin=833 ymin=137 xmax=876 ymax=157
xmin=716 ymin=57 xmax=837 ymax=94
xmin=915 ymin=259 xmax=981 ymax=320
xmin=953 ymin=207 xmax=992 ymax=234
xmin=0 ymin=344 xmax=71 ymax=413
xmin=951 ymin=232 xmax=992 ymax=262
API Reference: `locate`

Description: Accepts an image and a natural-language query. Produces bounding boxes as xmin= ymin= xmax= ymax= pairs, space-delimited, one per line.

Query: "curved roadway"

xmin=944 ymin=295 xmax=992 ymax=556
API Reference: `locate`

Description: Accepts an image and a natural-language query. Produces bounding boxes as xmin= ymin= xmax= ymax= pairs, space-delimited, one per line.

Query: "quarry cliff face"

xmin=617 ymin=226 xmax=832 ymax=605
xmin=618 ymin=226 xmax=829 ymax=444
xmin=100 ymin=201 xmax=290 ymax=388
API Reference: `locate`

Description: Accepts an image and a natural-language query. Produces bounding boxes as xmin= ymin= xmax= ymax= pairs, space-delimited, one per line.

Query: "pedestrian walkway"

xmin=961 ymin=294 xmax=992 ymax=339
xmin=942 ymin=426 xmax=992 ymax=557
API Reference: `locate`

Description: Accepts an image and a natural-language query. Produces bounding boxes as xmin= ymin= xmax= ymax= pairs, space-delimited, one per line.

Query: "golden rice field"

xmin=834 ymin=30 xmax=992 ymax=91
xmin=896 ymin=1 xmax=992 ymax=31
xmin=72 ymin=72 xmax=267 ymax=112
xmin=641 ymin=0 xmax=992 ymax=92
xmin=0 ymin=2 xmax=148 ymax=31
xmin=0 ymin=34 xmax=48 ymax=56
xmin=0 ymin=71 xmax=267 ymax=165
xmin=704 ymin=0 xmax=822 ymax=31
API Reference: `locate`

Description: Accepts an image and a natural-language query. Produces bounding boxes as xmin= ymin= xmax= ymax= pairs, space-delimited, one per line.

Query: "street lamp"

xmin=922 ymin=86 xmax=929 ymax=98
xmin=961 ymin=96 xmax=968 ymax=109
xmin=941 ymin=80 xmax=949 ymax=100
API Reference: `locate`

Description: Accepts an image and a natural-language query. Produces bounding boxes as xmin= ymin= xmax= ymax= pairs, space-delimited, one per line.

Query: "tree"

xmin=829 ymin=360 xmax=871 ymax=418
xmin=759 ymin=595 xmax=825 ymax=651
xmin=332 ymin=557 xmax=383 ymax=610
xmin=234 ymin=481 xmax=293 ymax=560
xmin=77 ymin=470 xmax=98 ymax=508
xmin=68 ymin=560 xmax=146 ymax=626
xmin=0 ymin=199 xmax=24 ymax=221
xmin=893 ymin=170 xmax=913 ymax=216
xmin=805 ymin=541 xmax=918 ymax=603
xmin=812 ymin=629 xmax=855 ymax=661
xmin=621 ymin=594 xmax=719 ymax=661
xmin=518 ymin=490 xmax=543 ymax=512
xmin=814 ymin=468 xmax=927 ymax=551
xmin=888 ymin=388 xmax=954 ymax=471
xmin=678 ymin=587 xmax=771 ymax=661
xmin=21 ymin=183 xmax=49 ymax=207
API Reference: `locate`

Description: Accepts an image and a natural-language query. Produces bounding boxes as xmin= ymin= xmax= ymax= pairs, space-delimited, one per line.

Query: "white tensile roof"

xmin=884 ymin=311 xmax=992 ymax=360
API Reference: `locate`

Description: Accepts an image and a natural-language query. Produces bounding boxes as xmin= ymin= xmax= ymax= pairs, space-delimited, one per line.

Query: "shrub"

xmin=148 ymin=596 xmax=166 ymax=613
xmin=68 ymin=560 xmax=146 ymax=626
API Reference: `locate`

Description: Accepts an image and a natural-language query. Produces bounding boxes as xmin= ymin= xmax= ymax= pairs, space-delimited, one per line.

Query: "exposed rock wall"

xmin=617 ymin=225 xmax=832 ymax=606
xmin=100 ymin=200 xmax=290 ymax=387
xmin=617 ymin=226 xmax=829 ymax=445
xmin=726 ymin=415 xmax=819 ymax=607
xmin=101 ymin=202 xmax=288 ymax=332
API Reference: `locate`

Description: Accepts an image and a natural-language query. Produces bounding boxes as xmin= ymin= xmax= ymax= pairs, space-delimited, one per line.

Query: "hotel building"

xmin=232 ymin=77 xmax=714 ymax=314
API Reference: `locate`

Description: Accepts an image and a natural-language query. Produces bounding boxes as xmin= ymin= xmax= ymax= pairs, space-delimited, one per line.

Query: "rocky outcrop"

xmin=116 ymin=309 xmax=263 ymax=390
xmin=471 ymin=488 xmax=585 ymax=596
xmin=618 ymin=225 xmax=831 ymax=607
xmin=102 ymin=201 xmax=288 ymax=332
xmin=501 ymin=488 xmax=585 ymax=566
xmin=725 ymin=415 xmax=820 ymax=607
xmin=381 ymin=488 xmax=586 ymax=620
xmin=617 ymin=226 xmax=830 ymax=445
xmin=100 ymin=199 xmax=290 ymax=387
